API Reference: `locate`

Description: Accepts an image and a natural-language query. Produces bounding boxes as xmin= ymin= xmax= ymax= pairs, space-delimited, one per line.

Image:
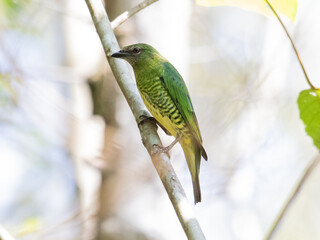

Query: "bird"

xmin=111 ymin=43 xmax=207 ymax=204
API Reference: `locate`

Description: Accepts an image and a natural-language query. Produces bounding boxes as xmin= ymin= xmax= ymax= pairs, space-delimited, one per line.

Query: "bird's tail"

xmin=181 ymin=138 xmax=202 ymax=204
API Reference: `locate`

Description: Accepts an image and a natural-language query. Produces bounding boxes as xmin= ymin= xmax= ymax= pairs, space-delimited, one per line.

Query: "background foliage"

xmin=0 ymin=0 xmax=320 ymax=239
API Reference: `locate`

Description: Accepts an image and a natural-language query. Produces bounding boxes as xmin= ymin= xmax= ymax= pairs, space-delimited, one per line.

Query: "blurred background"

xmin=1 ymin=0 xmax=320 ymax=239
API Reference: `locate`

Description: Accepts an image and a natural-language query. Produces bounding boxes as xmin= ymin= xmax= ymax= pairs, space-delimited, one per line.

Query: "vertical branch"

xmin=83 ymin=0 xmax=206 ymax=239
xmin=264 ymin=155 xmax=320 ymax=240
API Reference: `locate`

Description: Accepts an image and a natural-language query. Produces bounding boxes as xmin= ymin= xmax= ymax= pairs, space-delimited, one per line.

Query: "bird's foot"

xmin=152 ymin=134 xmax=181 ymax=155
xmin=151 ymin=144 xmax=171 ymax=158
xmin=152 ymin=144 xmax=171 ymax=153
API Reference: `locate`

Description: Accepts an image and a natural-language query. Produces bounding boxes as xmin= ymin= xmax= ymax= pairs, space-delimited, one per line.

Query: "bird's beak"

xmin=111 ymin=50 xmax=130 ymax=58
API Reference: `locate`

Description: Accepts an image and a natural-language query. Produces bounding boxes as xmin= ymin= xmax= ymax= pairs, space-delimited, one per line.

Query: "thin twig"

xmin=110 ymin=0 xmax=158 ymax=29
xmin=264 ymin=0 xmax=316 ymax=90
xmin=264 ymin=155 xmax=320 ymax=240
xmin=84 ymin=0 xmax=206 ymax=239
xmin=33 ymin=211 xmax=81 ymax=239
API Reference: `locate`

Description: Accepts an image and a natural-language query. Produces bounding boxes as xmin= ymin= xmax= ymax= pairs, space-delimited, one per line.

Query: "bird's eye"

xmin=132 ymin=47 xmax=141 ymax=54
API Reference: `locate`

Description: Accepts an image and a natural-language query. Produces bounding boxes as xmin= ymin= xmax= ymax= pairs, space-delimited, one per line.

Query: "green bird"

xmin=112 ymin=43 xmax=207 ymax=204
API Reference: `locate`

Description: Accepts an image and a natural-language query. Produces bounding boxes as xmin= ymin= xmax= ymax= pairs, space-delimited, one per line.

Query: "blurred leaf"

xmin=17 ymin=218 xmax=42 ymax=236
xmin=2 ymin=0 xmax=22 ymax=11
xmin=298 ymin=89 xmax=320 ymax=150
xmin=0 ymin=73 xmax=18 ymax=106
xmin=196 ymin=0 xmax=297 ymax=22
xmin=0 ymin=0 xmax=31 ymax=28
xmin=0 ymin=0 xmax=23 ymax=20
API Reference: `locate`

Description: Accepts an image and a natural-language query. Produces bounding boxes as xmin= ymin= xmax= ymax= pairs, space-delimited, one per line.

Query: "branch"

xmin=264 ymin=0 xmax=316 ymax=90
xmin=84 ymin=0 xmax=206 ymax=239
xmin=110 ymin=0 xmax=158 ymax=29
xmin=264 ymin=155 xmax=320 ymax=240
xmin=0 ymin=225 xmax=16 ymax=240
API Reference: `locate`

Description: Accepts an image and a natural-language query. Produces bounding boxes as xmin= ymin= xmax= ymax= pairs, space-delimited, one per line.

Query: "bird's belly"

xmin=140 ymin=93 xmax=184 ymax=138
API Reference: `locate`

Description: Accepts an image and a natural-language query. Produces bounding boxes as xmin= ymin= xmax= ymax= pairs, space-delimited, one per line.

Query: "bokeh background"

xmin=1 ymin=0 xmax=320 ymax=239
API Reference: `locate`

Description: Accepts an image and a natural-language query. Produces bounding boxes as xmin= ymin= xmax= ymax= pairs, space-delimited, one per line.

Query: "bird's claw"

xmin=152 ymin=144 xmax=171 ymax=158
xmin=152 ymin=144 xmax=170 ymax=153
xmin=152 ymin=134 xmax=181 ymax=157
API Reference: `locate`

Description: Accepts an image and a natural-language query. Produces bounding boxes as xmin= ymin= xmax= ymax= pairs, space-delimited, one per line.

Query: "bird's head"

xmin=111 ymin=43 xmax=163 ymax=67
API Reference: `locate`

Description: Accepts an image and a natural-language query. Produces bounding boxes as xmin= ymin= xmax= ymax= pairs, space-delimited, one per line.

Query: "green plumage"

xmin=112 ymin=43 xmax=207 ymax=204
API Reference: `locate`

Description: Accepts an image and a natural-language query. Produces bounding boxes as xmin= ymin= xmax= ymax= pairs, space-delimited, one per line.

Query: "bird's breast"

xmin=137 ymin=76 xmax=187 ymax=138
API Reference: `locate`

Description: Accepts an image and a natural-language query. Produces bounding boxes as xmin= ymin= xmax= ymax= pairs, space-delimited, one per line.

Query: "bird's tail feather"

xmin=181 ymin=139 xmax=202 ymax=204
xmin=193 ymin=171 xmax=201 ymax=204
xmin=200 ymin=145 xmax=208 ymax=161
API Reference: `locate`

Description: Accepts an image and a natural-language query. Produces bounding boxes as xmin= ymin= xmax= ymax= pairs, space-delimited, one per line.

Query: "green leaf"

xmin=298 ymin=89 xmax=320 ymax=150
xmin=196 ymin=0 xmax=297 ymax=22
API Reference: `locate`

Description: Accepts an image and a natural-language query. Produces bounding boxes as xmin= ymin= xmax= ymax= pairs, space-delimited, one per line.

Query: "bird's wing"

xmin=161 ymin=62 xmax=207 ymax=160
